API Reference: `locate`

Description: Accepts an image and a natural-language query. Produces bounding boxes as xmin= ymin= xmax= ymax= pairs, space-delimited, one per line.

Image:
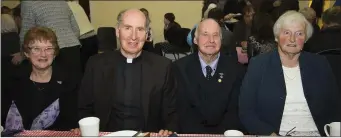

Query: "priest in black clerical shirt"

xmin=74 ymin=9 xmax=177 ymax=136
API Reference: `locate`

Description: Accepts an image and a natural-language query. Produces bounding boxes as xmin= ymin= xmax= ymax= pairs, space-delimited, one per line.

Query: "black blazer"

xmin=8 ymin=63 xmax=79 ymax=130
xmin=173 ymin=53 xmax=246 ymax=134
xmin=78 ymin=50 xmax=178 ymax=132
xmin=239 ymin=50 xmax=341 ymax=136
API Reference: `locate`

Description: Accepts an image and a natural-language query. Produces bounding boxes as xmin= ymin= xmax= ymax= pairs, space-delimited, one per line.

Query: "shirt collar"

xmin=198 ymin=52 xmax=220 ymax=71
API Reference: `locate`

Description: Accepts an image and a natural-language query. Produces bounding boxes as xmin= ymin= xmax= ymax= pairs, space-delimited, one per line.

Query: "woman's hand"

xmin=70 ymin=128 xmax=81 ymax=136
xmin=11 ymin=52 xmax=24 ymax=65
xmin=158 ymin=129 xmax=173 ymax=137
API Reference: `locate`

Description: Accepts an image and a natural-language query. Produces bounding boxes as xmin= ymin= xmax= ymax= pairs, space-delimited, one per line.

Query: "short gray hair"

xmin=1 ymin=14 xmax=18 ymax=33
xmin=273 ymin=10 xmax=313 ymax=42
xmin=299 ymin=7 xmax=316 ymax=22
xmin=194 ymin=18 xmax=223 ymax=40
xmin=116 ymin=9 xmax=150 ymax=30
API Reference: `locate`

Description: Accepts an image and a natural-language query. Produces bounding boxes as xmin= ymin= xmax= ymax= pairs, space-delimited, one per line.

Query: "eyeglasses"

xmin=28 ymin=47 xmax=55 ymax=55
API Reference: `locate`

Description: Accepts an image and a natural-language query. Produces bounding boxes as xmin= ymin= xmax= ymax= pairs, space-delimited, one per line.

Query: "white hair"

xmin=1 ymin=14 xmax=18 ymax=33
xmin=194 ymin=18 xmax=223 ymax=41
xmin=273 ymin=10 xmax=314 ymax=42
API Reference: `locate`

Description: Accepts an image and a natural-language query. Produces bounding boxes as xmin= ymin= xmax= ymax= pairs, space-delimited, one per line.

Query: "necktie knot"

xmin=206 ymin=66 xmax=213 ymax=80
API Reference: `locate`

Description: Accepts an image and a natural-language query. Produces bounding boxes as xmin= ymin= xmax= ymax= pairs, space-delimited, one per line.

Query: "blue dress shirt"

xmin=198 ymin=52 xmax=220 ymax=77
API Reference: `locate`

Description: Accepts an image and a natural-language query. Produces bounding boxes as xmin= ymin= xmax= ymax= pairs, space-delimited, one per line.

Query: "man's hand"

xmin=11 ymin=52 xmax=24 ymax=65
xmin=241 ymin=41 xmax=248 ymax=53
xmin=158 ymin=129 xmax=173 ymax=137
xmin=70 ymin=128 xmax=81 ymax=136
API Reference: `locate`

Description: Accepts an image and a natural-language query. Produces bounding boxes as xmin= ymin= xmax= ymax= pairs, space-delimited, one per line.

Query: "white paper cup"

xmin=224 ymin=130 xmax=244 ymax=136
xmin=78 ymin=117 xmax=100 ymax=136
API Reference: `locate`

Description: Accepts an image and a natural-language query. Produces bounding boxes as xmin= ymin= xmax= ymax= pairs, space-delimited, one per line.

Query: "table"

xmin=15 ymin=130 xmax=225 ymax=137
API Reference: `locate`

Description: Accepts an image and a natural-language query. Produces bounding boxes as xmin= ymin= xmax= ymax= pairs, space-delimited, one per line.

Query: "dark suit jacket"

xmin=7 ymin=63 xmax=79 ymax=130
xmin=305 ymin=25 xmax=341 ymax=53
xmin=239 ymin=50 xmax=341 ymax=136
xmin=173 ymin=53 xmax=246 ymax=134
xmin=78 ymin=50 xmax=178 ymax=132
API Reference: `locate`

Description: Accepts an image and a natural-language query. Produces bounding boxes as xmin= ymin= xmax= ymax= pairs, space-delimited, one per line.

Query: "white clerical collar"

xmin=127 ymin=58 xmax=133 ymax=63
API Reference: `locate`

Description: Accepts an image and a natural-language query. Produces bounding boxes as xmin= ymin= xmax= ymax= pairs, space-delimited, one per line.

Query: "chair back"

xmin=168 ymin=28 xmax=191 ymax=49
xmin=97 ymin=27 xmax=117 ymax=52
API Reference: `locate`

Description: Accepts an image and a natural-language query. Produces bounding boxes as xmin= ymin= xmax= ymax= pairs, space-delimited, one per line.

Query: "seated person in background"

xmin=73 ymin=9 xmax=177 ymax=136
xmin=247 ymin=13 xmax=277 ymax=60
xmin=174 ymin=18 xmax=246 ymax=134
xmin=4 ymin=27 xmax=79 ymax=131
xmin=233 ymin=5 xmax=255 ymax=51
xmin=299 ymin=7 xmax=320 ymax=37
xmin=233 ymin=5 xmax=255 ymax=64
xmin=156 ymin=13 xmax=181 ymax=54
xmin=207 ymin=8 xmax=235 ymax=56
xmin=239 ymin=11 xmax=341 ymax=136
xmin=305 ymin=6 xmax=341 ymax=53
xmin=140 ymin=8 xmax=154 ymax=51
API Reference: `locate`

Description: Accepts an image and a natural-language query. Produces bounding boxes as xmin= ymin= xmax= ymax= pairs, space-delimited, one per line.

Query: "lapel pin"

xmin=57 ymin=81 xmax=62 ymax=84
xmin=219 ymin=73 xmax=224 ymax=78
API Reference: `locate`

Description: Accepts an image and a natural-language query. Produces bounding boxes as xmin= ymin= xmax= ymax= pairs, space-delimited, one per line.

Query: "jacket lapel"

xmin=141 ymin=53 xmax=154 ymax=122
xmin=184 ymin=54 xmax=205 ymax=106
xmin=100 ymin=54 xmax=120 ymax=129
xmin=299 ymin=52 xmax=314 ymax=97
xmin=214 ymin=55 xmax=237 ymax=99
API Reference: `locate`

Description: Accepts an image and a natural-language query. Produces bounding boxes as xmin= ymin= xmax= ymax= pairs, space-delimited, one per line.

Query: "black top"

xmin=107 ymin=53 xmax=145 ymax=131
xmin=30 ymin=81 xmax=60 ymax=127
xmin=164 ymin=22 xmax=181 ymax=41
xmin=6 ymin=63 xmax=79 ymax=130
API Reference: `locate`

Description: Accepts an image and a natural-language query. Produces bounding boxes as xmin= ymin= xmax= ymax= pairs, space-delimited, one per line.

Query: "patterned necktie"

xmin=205 ymin=66 xmax=213 ymax=80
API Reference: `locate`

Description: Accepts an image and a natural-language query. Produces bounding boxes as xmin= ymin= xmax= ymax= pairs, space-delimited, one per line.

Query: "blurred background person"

xmin=207 ymin=8 xmax=235 ymax=57
xmin=140 ymin=8 xmax=155 ymax=52
xmin=299 ymin=7 xmax=320 ymax=37
xmin=247 ymin=13 xmax=277 ymax=60
xmin=12 ymin=4 xmax=21 ymax=32
xmin=305 ymin=6 xmax=341 ymax=53
xmin=156 ymin=13 xmax=181 ymax=55
xmin=67 ymin=0 xmax=98 ymax=72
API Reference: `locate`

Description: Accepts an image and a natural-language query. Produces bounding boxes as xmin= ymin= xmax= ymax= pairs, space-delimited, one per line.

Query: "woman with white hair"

xmin=239 ymin=11 xmax=341 ymax=136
